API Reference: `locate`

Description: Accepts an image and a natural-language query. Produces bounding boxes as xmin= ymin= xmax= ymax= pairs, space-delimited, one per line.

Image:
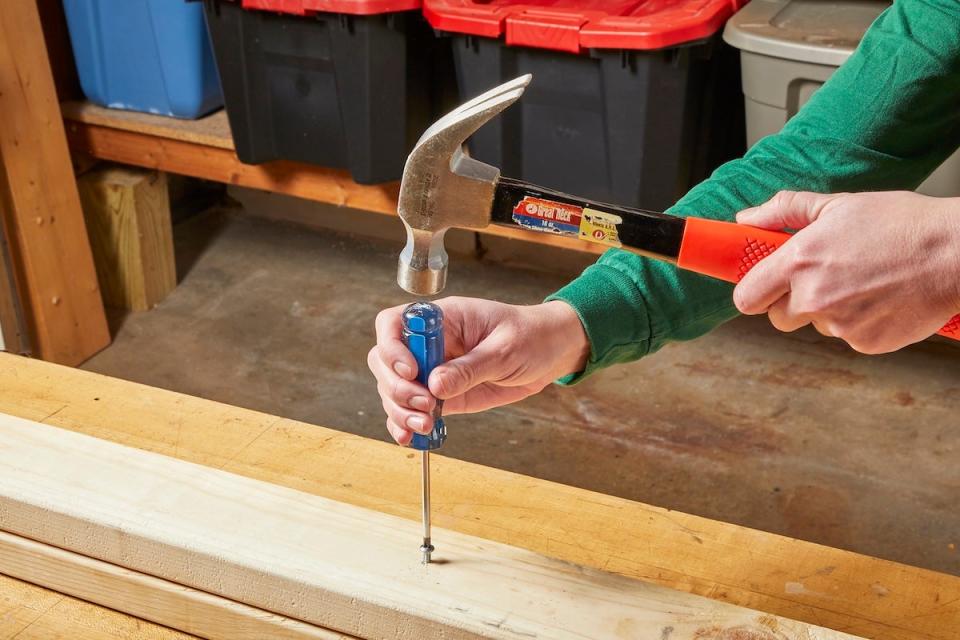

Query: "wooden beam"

xmin=0 ymin=572 xmax=198 ymax=640
xmin=60 ymin=103 xmax=606 ymax=257
xmin=0 ymin=354 xmax=956 ymax=640
xmin=0 ymin=415 xmax=858 ymax=640
xmin=77 ymin=166 xmax=176 ymax=311
xmin=0 ymin=531 xmax=350 ymax=640
xmin=0 ymin=4 xmax=109 ymax=365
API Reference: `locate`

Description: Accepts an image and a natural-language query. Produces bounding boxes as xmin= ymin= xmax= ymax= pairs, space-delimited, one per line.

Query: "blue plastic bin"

xmin=63 ymin=0 xmax=223 ymax=119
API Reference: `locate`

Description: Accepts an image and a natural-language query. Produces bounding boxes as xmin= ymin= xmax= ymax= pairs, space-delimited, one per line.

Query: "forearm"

xmin=550 ymin=0 xmax=960 ymax=381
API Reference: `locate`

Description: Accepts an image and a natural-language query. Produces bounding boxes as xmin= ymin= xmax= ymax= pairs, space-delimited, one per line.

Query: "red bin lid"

xmin=242 ymin=0 xmax=420 ymax=16
xmin=423 ymin=0 xmax=747 ymax=53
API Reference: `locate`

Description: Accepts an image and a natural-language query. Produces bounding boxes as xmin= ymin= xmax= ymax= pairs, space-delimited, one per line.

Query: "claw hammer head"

xmin=396 ymin=75 xmax=532 ymax=296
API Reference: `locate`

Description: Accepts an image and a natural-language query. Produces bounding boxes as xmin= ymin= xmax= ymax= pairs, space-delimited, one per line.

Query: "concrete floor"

xmin=83 ymin=202 xmax=960 ymax=577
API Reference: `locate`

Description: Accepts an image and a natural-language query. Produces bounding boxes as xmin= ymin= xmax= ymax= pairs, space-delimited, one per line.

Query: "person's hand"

xmin=733 ymin=190 xmax=960 ymax=353
xmin=368 ymin=297 xmax=589 ymax=445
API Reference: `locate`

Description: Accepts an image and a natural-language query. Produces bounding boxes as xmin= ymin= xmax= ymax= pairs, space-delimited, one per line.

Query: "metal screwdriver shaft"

xmin=420 ymin=450 xmax=433 ymax=563
xmin=401 ymin=302 xmax=446 ymax=565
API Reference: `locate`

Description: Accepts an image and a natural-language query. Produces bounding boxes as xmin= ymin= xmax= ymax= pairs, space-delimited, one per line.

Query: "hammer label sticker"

xmin=512 ymin=197 xmax=582 ymax=237
xmin=579 ymin=209 xmax=623 ymax=248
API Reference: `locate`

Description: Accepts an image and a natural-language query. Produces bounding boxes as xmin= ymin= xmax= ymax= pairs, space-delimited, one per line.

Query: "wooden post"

xmin=0 ymin=1 xmax=109 ymax=364
xmin=78 ymin=167 xmax=176 ymax=311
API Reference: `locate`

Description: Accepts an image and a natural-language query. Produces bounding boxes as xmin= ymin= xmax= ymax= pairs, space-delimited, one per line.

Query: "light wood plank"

xmin=0 ymin=3 xmax=109 ymax=365
xmin=0 ymin=531 xmax=350 ymax=640
xmin=0 ymin=354 xmax=956 ymax=639
xmin=61 ymin=110 xmax=606 ymax=257
xmin=78 ymin=167 xmax=176 ymax=311
xmin=65 ymin=121 xmax=402 ymax=214
xmin=0 ymin=573 xmax=197 ymax=640
xmin=62 ymin=102 xmax=234 ymax=150
xmin=0 ymin=415 xmax=857 ymax=640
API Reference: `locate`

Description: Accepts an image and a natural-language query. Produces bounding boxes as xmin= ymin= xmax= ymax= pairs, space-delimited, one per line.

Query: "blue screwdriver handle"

xmin=401 ymin=302 xmax=447 ymax=451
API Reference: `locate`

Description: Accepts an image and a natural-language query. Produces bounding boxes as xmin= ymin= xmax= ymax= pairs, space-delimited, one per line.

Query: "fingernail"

xmin=410 ymin=396 xmax=431 ymax=411
xmin=406 ymin=415 xmax=427 ymax=433
xmin=394 ymin=362 xmax=412 ymax=379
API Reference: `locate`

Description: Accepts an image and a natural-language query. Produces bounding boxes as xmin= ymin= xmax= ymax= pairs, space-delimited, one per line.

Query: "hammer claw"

xmin=413 ymin=74 xmax=533 ymax=153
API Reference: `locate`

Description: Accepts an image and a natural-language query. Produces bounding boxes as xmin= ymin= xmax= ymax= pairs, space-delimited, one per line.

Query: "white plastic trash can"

xmin=723 ymin=0 xmax=960 ymax=197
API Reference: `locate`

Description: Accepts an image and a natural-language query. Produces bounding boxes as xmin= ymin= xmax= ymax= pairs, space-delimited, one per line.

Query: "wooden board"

xmin=61 ymin=103 xmax=607 ymax=257
xmin=0 ymin=572 xmax=199 ymax=640
xmin=0 ymin=4 xmax=110 ymax=365
xmin=0 ymin=414 xmax=858 ymax=640
xmin=0 ymin=531 xmax=350 ymax=640
xmin=0 ymin=354 xmax=956 ymax=640
xmin=78 ymin=167 xmax=176 ymax=310
xmin=62 ymin=102 xmax=234 ymax=150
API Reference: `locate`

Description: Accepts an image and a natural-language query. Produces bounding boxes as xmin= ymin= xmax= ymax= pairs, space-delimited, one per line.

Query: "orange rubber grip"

xmin=676 ymin=216 xmax=960 ymax=341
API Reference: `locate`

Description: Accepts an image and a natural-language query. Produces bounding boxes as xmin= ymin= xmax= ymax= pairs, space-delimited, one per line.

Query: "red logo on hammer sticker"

xmin=511 ymin=197 xmax=581 ymax=237
xmin=592 ymin=229 xmax=606 ymax=240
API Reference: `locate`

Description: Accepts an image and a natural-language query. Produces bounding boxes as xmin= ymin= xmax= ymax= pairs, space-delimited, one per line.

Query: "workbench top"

xmin=0 ymin=353 xmax=956 ymax=639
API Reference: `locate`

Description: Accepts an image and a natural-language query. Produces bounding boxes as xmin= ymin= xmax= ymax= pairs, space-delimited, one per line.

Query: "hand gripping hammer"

xmin=396 ymin=74 xmax=960 ymax=339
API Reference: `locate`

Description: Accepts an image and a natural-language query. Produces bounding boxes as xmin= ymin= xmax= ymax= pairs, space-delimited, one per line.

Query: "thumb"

xmin=428 ymin=334 xmax=511 ymax=400
xmin=736 ymin=191 xmax=836 ymax=230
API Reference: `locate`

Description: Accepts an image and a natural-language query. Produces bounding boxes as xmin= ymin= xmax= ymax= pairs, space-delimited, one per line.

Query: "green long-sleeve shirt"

xmin=547 ymin=0 xmax=960 ymax=383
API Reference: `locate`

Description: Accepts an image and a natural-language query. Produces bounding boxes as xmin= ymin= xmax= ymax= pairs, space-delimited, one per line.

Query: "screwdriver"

xmin=401 ymin=302 xmax=447 ymax=564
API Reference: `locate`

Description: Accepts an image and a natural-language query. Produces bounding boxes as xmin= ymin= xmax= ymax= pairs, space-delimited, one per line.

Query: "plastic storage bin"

xmin=63 ymin=0 xmax=223 ymax=119
xmin=203 ymin=0 xmax=451 ymax=184
xmin=422 ymin=0 xmax=748 ymax=209
xmin=724 ymin=0 xmax=960 ymax=197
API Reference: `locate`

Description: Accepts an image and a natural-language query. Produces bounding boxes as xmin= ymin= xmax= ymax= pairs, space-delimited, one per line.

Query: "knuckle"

xmin=447 ymin=365 xmax=470 ymax=392
xmin=490 ymin=340 xmax=515 ymax=367
xmin=772 ymin=190 xmax=795 ymax=209
xmin=788 ymin=241 xmax=818 ymax=271
xmin=769 ymin=315 xmax=792 ymax=332
xmin=375 ymin=306 xmax=401 ymax=332
xmin=794 ymin=296 xmax=825 ymax=317
xmin=390 ymin=377 xmax=404 ymax=402
xmin=848 ymin=340 xmax=881 ymax=355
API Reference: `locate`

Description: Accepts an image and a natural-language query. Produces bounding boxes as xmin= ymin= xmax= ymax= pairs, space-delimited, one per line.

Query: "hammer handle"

xmin=491 ymin=177 xmax=960 ymax=341
xmin=491 ymin=177 xmax=685 ymax=261
xmin=677 ymin=217 xmax=960 ymax=341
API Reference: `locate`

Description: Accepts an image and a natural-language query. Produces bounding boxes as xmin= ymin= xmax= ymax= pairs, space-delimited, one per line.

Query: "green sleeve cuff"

xmin=545 ymin=251 xmax=653 ymax=385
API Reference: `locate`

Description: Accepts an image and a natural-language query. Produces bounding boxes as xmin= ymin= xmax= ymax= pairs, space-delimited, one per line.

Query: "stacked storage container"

xmin=422 ymin=0 xmax=748 ymax=208
xmin=203 ymin=0 xmax=453 ymax=184
xmin=724 ymin=0 xmax=960 ymax=198
xmin=62 ymin=0 xmax=223 ymax=119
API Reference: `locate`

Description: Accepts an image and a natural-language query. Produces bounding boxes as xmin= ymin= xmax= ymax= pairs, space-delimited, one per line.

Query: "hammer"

xmin=396 ymin=74 xmax=960 ymax=339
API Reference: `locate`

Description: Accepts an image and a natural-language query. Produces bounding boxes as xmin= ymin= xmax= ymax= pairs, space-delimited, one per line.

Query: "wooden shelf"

xmin=62 ymin=102 xmax=605 ymax=256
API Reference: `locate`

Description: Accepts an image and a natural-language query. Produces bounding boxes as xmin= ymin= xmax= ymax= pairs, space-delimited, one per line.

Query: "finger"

xmin=380 ymin=394 xmax=433 ymax=435
xmin=766 ymin=295 xmax=811 ymax=333
xmin=733 ymin=249 xmax=792 ymax=315
xmin=369 ymin=350 xmax=435 ymax=409
xmin=811 ymin=320 xmax=834 ymax=337
xmin=386 ymin=418 xmax=413 ymax=447
xmin=736 ymin=191 xmax=837 ymax=231
xmin=374 ymin=307 xmax=417 ymax=380
xmin=428 ymin=333 xmax=512 ymax=400
xmin=368 ymin=347 xmax=432 ymax=404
